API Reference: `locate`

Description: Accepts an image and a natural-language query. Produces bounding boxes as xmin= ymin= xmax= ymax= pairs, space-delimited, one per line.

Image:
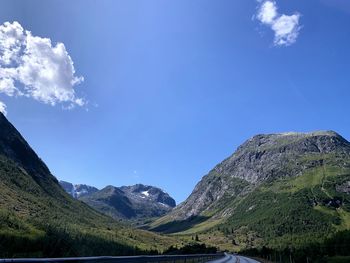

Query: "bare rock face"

xmin=216 ymin=131 xmax=350 ymax=183
xmin=59 ymin=181 xmax=99 ymax=198
xmin=168 ymin=131 xmax=350 ymax=220
xmin=336 ymin=181 xmax=350 ymax=194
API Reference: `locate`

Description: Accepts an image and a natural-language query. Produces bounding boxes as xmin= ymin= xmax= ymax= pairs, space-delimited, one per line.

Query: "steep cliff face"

xmin=155 ymin=131 xmax=350 ymax=223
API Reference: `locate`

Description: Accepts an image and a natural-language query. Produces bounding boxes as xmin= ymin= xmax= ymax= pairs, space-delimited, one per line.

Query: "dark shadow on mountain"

xmin=147 ymin=216 xmax=210 ymax=234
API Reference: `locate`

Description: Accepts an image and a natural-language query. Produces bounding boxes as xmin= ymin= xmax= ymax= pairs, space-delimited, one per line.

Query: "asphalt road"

xmin=0 ymin=254 xmax=260 ymax=263
xmin=208 ymin=254 xmax=261 ymax=263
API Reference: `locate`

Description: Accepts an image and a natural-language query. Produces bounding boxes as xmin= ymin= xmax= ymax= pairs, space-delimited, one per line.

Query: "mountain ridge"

xmin=74 ymin=182 xmax=176 ymax=220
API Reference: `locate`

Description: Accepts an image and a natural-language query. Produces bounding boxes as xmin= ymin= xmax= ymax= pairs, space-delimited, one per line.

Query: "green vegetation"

xmin=242 ymin=230 xmax=350 ymax=263
xmin=219 ymin=164 xmax=350 ymax=249
xmin=0 ymin=156 xmax=178 ymax=257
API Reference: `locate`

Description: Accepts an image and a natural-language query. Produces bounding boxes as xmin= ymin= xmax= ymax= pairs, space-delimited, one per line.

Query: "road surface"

xmin=208 ymin=253 xmax=261 ymax=263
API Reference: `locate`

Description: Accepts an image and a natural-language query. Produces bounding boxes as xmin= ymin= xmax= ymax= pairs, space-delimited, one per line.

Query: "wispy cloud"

xmin=255 ymin=1 xmax=301 ymax=46
xmin=0 ymin=21 xmax=85 ymax=114
xmin=0 ymin=101 xmax=6 ymax=115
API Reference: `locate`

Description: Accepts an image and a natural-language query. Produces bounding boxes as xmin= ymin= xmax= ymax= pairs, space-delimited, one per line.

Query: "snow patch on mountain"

xmin=141 ymin=190 xmax=150 ymax=197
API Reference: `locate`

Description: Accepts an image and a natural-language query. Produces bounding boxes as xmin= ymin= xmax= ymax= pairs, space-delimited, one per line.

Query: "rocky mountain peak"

xmin=161 ymin=130 xmax=350 ymax=221
xmin=120 ymin=184 xmax=176 ymax=207
xmin=237 ymin=130 xmax=348 ymax=154
xmin=60 ymin=181 xmax=176 ymax=220
xmin=217 ymin=130 xmax=350 ymax=184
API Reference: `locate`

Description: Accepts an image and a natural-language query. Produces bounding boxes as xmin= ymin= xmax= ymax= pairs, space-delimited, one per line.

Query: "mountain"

xmin=150 ymin=131 xmax=350 ymax=251
xmin=71 ymin=183 xmax=176 ymax=221
xmin=0 ymin=113 xmax=177 ymax=257
xmin=59 ymin=180 xmax=98 ymax=198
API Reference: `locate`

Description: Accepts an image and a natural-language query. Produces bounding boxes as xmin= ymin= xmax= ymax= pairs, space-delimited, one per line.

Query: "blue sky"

xmin=0 ymin=0 xmax=350 ymax=203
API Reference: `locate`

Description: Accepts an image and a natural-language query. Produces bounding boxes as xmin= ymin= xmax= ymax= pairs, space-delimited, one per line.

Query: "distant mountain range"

xmin=59 ymin=181 xmax=176 ymax=220
xmin=150 ymin=131 xmax=350 ymax=251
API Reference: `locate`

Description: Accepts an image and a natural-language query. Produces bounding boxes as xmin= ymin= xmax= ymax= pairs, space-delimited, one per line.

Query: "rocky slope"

xmin=0 ymin=113 xmax=176 ymax=257
xmin=168 ymin=131 xmax=350 ymax=220
xmin=78 ymin=184 xmax=176 ymax=220
xmin=150 ymin=131 xmax=350 ymax=250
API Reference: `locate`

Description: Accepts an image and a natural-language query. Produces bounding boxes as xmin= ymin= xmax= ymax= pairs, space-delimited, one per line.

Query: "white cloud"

xmin=0 ymin=21 xmax=24 ymax=66
xmin=257 ymin=1 xmax=277 ymax=24
xmin=256 ymin=1 xmax=301 ymax=46
xmin=0 ymin=21 xmax=85 ymax=112
xmin=0 ymin=101 xmax=7 ymax=115
xmin=0 ymin=77 xmax=18 ymax=96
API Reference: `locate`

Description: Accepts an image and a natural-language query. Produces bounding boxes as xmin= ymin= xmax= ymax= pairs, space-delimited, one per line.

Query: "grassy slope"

xmin=0 ymin=156 xmax=178 ymax=257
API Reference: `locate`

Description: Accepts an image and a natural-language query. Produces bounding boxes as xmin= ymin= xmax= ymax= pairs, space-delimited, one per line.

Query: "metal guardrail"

xmin=0 ymin=253 xmax=225 ymax=263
